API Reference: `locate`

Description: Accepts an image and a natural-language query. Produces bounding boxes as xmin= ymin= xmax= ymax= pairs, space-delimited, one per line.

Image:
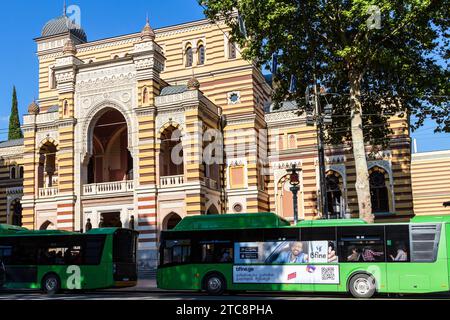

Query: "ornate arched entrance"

xmin=276 ymin=175 xmax=302 ymax=221
xmin=206 ymin=205 xmax=219 ymax=215
xmin=85 ymin=108 xmax=133 ymax=184
xmin=163 ymin=212 xmax=182 ymax=230
xmin=40 ymin=220 xmax=57 ymax=230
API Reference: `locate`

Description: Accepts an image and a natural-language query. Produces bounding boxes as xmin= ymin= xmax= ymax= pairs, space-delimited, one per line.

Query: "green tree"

xmin=200 ymin=0 xmax=449 ymax=222
xmin=8 ymin=86 xmax=23 ymax=140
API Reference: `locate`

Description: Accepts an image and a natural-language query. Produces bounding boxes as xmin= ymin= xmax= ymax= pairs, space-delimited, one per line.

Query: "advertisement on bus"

xmin=233 ymin=241 xmax=340 ymax=285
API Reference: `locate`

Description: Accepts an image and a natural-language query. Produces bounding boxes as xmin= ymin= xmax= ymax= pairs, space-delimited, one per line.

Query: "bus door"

xmin=0 ymin=238 xmax=38 ymax=287
xmin=385 ymin=225 xmax=411 ymax=293
xmin=337 ymin=226 xmax=387 ymax=293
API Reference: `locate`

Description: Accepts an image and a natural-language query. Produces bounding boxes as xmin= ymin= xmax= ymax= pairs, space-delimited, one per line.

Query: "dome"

xmin=41 ymin=16 xmax=87 ymax=42
xmin=187 ymin=76 xmax=200 ymax=90
xmin=28 ymin=101 xmax=40 ymax=115
xmin=141 ymin=20 xmax=155 ymax=41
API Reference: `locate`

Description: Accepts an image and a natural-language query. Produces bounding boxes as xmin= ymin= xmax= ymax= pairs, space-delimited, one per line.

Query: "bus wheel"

xmin=349 ymin=274 xmax=376 ymax=299
xmin=42 ymin=274 xmax=61 ymax=295
xmin=203 ymin=273 xmax=226 ymax=296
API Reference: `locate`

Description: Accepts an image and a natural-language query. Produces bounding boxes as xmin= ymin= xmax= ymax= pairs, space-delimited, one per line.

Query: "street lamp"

xmin=287 ymin=164 xmax=302 ymax=225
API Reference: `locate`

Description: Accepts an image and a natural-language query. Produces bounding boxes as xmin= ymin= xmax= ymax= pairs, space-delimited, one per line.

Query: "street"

xmin=0 ymin=279 xmax=449 ymax=300
xmin=1 ymin=291 xmax=449 ymax=301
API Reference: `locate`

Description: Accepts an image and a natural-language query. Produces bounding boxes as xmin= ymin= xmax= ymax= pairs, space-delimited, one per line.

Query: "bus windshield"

xmin=113 ymin=229 xmax=138 ymax=264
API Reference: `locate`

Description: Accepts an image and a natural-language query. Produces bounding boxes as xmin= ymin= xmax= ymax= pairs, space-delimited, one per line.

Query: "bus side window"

xmin=386 ymin=225 xmax=410 ymax=262
xmin=337 ymin=226 xmax=386 ymax=263
xmin=163 ymin=240 xmax=191 ymax=265
xmin=85 ymin=236 xmax=105 ymax=265
xmin=0 ymin=245 xmax=13 ymax=265
xmin=12 ymin=240 xmax=38 ymax=265
xmin=200 ymin=242 xmax=233 ymax=263
xmin=37 ymin=237 xmax=84 ymax=266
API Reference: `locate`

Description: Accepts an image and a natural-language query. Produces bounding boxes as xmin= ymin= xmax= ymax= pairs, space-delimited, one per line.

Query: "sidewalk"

xmin=135 ymin=278 xmax=158 ymax=291
xmin=109 ymin=278 xmax=160 ymax=292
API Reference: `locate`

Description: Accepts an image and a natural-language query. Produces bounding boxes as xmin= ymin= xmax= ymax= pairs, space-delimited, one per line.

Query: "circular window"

xmin=228 ymin=92 xmax=240 ymax=104
xmin=233 ymin=203 xmax=243 ymax=213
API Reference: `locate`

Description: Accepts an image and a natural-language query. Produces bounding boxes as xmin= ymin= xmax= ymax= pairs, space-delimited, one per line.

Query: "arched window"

xmin=49 ymin=66 xmax=56 ymax=89
xmin=278 ymin=135 xmax=285 ymax=151
xmin=143 ymin=87 xmax=149 ymax=105
xmin=185 ymin=44 xmax=193 ymax=67
xmin=12 ymin=200 xmax=22 ymax=227
xmin=288 ymin=134 xmax=297 ymax=149
xmin=63 ymin=100 xmax=69 ymax=117
xmin=198 ymin=43 xmax=205 ymax=65
xmin=370 ymin=170 xmax=389 ymax=213
xmin=228 ymin=41 xmax=237 ymax=59
xmin=19 ymin=166 xmax=24 ymax=179
xmin=10 ymin=167 xmax=16 ymax=179
xmin=160 ymin=126 xmax=184 ymax=177
xmin=38 ymin=142 xmax=58 ymax=188
xmin=326 ymin=172 xmax=343 ymax=218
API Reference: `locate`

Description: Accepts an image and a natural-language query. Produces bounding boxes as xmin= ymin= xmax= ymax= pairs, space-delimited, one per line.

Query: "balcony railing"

xmin=6 ymin=187 xmax=23 ymax=195
xmin=39 ymin=187 xmax=59 ymax=198
xmin=83 ymin=180 xmax=134 ymax=196
xmin=160 ymin=175 xmax=184 ymax=188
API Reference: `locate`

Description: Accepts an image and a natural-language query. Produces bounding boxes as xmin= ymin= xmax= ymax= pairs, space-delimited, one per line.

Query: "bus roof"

xmin=0 ymin=225 xmax=123 ymax=237
xmin=410 ymin=215 xmax=450 ymax=224
xmin=170 ymin=213 xmax=450 ymax=232
xmin=0 ymin=224 xmax=28 ymax=234
xmin=296 ymin=219 xmax=368 ymax=227
xmin=173 ymin=213 xmax=291 ymax=231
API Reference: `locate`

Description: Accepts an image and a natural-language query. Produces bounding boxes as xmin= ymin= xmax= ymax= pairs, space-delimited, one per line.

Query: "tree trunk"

xmin=349 ymin=70 xmax=374 ymax=223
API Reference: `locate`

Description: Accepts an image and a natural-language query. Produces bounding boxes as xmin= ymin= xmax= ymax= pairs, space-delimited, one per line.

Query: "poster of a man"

xmin=273 ymin=242 xmax=309 ymax=264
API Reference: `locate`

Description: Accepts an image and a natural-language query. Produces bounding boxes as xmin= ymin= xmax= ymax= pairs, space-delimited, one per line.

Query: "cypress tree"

xmin=8 ymin=86 xmax=23 ymax=140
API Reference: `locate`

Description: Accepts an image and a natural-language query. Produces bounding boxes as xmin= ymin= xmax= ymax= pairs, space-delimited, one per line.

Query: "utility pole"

xmin=307 ymin=78 xmax=330 ymax=219
xmin=287 ymin=164 xmax=301 ymax=225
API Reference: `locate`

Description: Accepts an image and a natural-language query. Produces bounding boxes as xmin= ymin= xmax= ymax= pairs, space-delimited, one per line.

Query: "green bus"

xmin=0 ymin=225 xmax=139 ymax=294
xmin=157 ymin=213 xmax=450 ymax=298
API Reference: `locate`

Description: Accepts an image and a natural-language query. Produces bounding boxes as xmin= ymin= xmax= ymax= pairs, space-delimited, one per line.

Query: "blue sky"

xmin=0 ymin=0 xmax=448 ymax=153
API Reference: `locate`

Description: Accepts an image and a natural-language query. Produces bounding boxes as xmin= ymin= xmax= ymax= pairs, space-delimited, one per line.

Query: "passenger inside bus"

xmin=389 ymin=242 xmax=408 ymax=262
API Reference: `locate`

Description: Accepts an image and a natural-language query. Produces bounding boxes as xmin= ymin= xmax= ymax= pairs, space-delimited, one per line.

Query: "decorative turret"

xmin=141 ymin=15 xmax=155 ymax=41
xmin=187 ymin=76 xmax=201 ymax=91
xmin=28 ymin=101 xmax=40 ymax=115
xmin=62 ymin=38 xmax=77 ymax=55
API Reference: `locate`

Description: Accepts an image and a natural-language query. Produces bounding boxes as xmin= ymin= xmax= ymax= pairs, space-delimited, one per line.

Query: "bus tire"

xmin=203 ymin=273 xmax=226 ymax=296
xmin=42 ymin=273 xmax=61 ymax=295
xmin=349 ymin=273 xmax=376 ymax=299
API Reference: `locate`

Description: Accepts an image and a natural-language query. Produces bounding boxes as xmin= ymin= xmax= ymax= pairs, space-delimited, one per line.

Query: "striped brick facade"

xmin=412 ymin=151 xmax=450 ymax=216
xmin=0 ymin=15 xmax=415 ymax=270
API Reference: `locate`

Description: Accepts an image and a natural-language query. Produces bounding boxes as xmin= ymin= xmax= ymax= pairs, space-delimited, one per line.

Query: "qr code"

xmin=321 ymin=267 xmax=336 ymax=281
